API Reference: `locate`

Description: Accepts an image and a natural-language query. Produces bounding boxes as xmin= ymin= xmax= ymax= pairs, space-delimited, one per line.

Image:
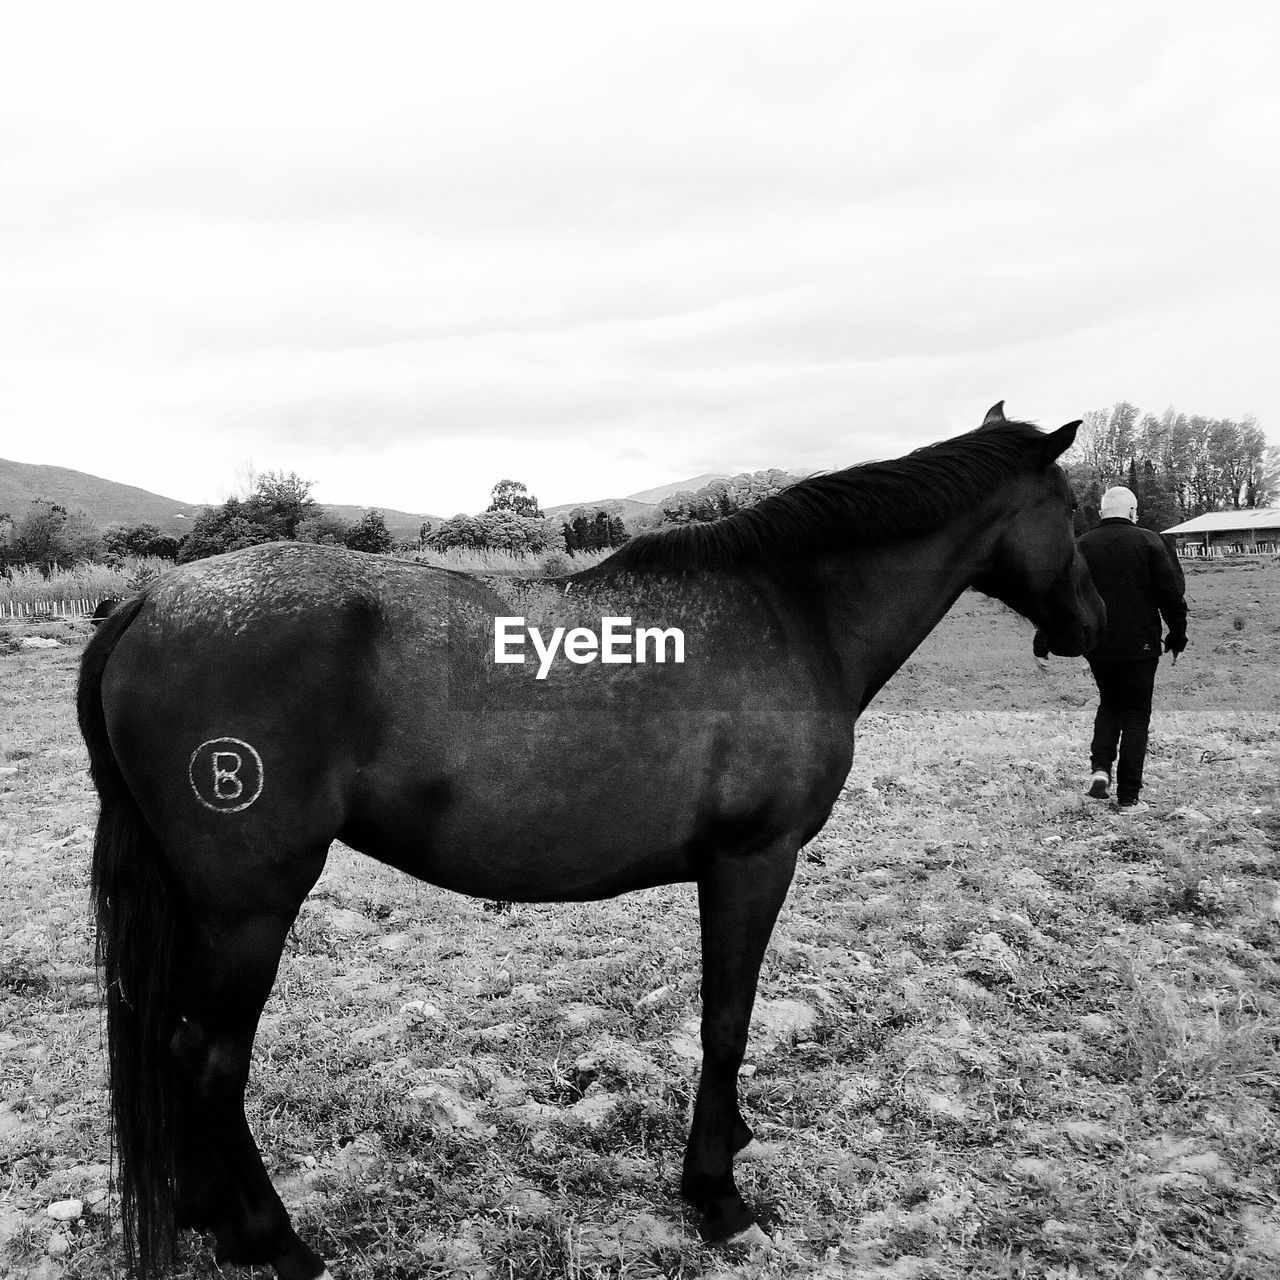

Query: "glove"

xmin=1032 ymin=631 xmax=1050 ymax=660
xmin=1164 ymin=632 xmax=1187 ymax=655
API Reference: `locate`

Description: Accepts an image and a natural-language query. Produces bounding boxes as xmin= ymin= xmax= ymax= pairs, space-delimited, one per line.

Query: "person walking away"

xmin=1035 ymin=485 xmax=1188 ymax=812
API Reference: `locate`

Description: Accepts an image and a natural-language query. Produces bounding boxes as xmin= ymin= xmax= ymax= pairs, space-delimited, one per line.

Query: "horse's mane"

xmin=591 ymin=419 xmax=1047 ymax=575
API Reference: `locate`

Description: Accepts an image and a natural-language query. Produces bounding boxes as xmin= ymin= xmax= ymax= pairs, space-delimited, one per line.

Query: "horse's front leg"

xmin=682 ymin=839 xmax=798 ymax=1242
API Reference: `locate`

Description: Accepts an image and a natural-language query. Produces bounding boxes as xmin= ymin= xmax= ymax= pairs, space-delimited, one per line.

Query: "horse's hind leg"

xmin=172 ymin=906 xmax=327 ymax=1280
xmin=682 ymin=841 xmax=798 ymax=1242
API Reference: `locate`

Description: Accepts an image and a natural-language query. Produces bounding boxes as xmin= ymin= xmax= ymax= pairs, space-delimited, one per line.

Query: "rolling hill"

xmin=542 ymin=497 xmax=656 ymax=522
xmin=0 ymin=458 xmax=203 ymax=531
xmin=0 ymin=459 xmax=437 ymax=545
xmin=623 ymin=474 xmax=729 ymax=505
xmin=321 ymin=505 xmax=439 ymax=545
xmin=3 ymin=458 xmax=804 ymax=549
xmin=543 ymin=475 xmax=738 ymax=527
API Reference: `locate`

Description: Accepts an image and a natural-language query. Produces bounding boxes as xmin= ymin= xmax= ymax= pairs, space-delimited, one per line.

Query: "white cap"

xmin=1100 ymin=486 xmax=1137 ymax=521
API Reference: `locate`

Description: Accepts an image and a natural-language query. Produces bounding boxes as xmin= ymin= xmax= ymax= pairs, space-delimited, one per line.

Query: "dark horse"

xmin=78 ymin=404 xmax=1104 ymax=1279
xmin=89 ymin=597 xmax=121 ymax=628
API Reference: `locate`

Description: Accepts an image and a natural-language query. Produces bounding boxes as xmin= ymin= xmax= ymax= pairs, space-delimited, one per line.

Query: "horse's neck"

xmin=810 ymin=518 xmax=997 ymax=715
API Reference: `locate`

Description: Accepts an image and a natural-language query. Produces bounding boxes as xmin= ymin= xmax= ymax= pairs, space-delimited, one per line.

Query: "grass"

xmin=1 ymin=560 xmax=1278 ymax=1278
xmin=0 ymin=561 xmax=166 ymax=610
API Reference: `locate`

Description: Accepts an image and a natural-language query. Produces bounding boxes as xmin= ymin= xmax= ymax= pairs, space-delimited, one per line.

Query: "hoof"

xmin=724 ymin=1223 xmax=772 ymax=1252
xmin=696 ymin=1198 xmax=756 ymax=1244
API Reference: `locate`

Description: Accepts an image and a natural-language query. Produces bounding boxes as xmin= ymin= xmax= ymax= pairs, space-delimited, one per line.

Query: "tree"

xmin=103 ymin=522 xmax=161 ymax=560
xmin=1071 ymin=409 xmax=1113 ymax=479
xmin=1066 ymin=401 xmax=1275 ymax=527
xmin=101 ymin=522 xmax=181 ymax=561
xmin=296 ymin=512 xmax=354 ymax=546
xmin=425 ymin=510 xmax=557 ymax=555
xmin=176 ymin=499 xmax=276 ymax=563
xmin=1244 ymin=438 xmax=1280 ymax=508
xmin=1134 ymin=460 xmax=1181 ymax=535
xmin=245 ymin=470 xmax=316 ymax=540
xmin=345 ymin=510 xmax=393 ymax=554
xmin=475 ymin=510 xmax=557 ymax=554
xmin=0 ymin=512 xmax=14 ymax=578
xmin=9 ymin=500 xmax=100 ymax=575
xmin=659 ymin=470 xmax=795 ymax=525
xmin=150 ymin=535 xmax=183 ymax=560
xmin=562 ymin=504 xmax=631 ymax=552
xmin=423 ymin=514 xmax=488 ymax=551
xmin=1066 ymin=403 xmax=1141 ymax=485
xmin=487 ymin=479 xmax=543 ymax=519
xmin=176 ymin=472 xmax=321 ymax=563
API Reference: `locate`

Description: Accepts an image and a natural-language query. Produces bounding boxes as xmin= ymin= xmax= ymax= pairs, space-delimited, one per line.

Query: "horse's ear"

xmin=982 ymin=401 xmax=1006 ymax=425
xmin=1038 ymin=420 xmax=1082 ymax=466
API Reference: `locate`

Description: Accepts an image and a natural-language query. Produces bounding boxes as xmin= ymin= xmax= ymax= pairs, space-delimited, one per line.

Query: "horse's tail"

xmin=78 ymin=595 xmax=180 ymax=1280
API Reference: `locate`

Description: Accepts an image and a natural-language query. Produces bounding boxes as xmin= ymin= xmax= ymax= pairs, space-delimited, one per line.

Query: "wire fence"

xmin=1177 ymin=542 xmax=1279 ymax=558
xmin=1 ymin=598 xmax=108 ymax=619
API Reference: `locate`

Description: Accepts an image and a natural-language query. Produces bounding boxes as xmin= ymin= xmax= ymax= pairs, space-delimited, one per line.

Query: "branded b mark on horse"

xmin=78 ymin=404 xmax=1104 ymax=1280
xmin=188 ymin=738 xmax=264 ymax=813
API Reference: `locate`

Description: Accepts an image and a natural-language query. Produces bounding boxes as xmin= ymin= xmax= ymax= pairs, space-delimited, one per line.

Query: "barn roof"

xmin=1163 ymin=507 xmax=1280 ymax=534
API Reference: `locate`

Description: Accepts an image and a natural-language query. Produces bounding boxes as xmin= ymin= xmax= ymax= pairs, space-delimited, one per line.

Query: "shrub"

xmin=296 ymin=512 xmax=355 ymax=546
xmin=6 ymin=500 xmax=100 ymax=574
xmin=425 ymin=511 xmax=560 ymax=556
xmin=561 ymin=507 xmax=629 ymax=553
xmin=344 ymin=511 xmax=393 ymax=554
xmin=658 ymin=469 xmax=795 ymax=525
xmin=102 ymin=522 xmax=182 ymax=562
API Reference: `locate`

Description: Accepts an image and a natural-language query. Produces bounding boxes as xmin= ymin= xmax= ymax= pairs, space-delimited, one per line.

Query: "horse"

xmin=89 ymin=597 xmax=121 ymax=628
xmin=78 ymin=402 xmax=1104 ymax=1279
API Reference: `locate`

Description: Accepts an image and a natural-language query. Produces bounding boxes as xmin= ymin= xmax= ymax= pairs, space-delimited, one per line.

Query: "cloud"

xmin=0 ymin=2 xmax=1275 ymax=514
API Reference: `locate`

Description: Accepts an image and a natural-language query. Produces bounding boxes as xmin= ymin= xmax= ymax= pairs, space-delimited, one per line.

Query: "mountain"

xmin=542 ymin=497 xmax=656 ymax=522
xmin=544 ymin=474 xmax=738 ymax=522
xmin=545 ymin=470 xmax=810 ymax=529
xmin=624 ymin=474 xmax=729 ymax=505
xmin=4 ymin=455 xmax=805 ymax=550
xmin=0 ymin=459 xmax=437 ymax=545
xmin=0 ymin=458 xmax=203 ymax=530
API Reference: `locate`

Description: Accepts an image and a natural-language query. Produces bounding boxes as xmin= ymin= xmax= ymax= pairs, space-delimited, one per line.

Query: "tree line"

xmin=5 ymin=408 xmax=1271 ymax=576
xmin=1063 ymin=403 xmax=1277 ymax=534
xmin=422 ymin=480 xmax=631 ymax=556
xmin=422 ymin=472 xmax=799 ymax=555
xmin=0 ymin=470 xmax=397 ymax=577
xmin=654 ymin=469 xmax=796 ymax=524
xmin=0 ymin=472 xmax=634 ymax=576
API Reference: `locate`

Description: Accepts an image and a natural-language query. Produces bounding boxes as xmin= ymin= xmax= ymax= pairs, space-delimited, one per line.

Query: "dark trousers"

xmin=1087 ymin=657 xmax=1159 ymax=803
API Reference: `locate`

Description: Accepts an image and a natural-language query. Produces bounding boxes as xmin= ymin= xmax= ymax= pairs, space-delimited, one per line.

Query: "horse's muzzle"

xmin=1044 ymin=598 xmax=1107 ymax=657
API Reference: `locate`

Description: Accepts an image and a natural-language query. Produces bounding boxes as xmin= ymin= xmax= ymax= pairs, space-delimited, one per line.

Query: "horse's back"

xmin=95 ymin=541 xmax=854 ymax=903
xmin=139 ymin=541 xmax=476 ymax=631
xmin=93 ymin=545 xmax=480 ymax=879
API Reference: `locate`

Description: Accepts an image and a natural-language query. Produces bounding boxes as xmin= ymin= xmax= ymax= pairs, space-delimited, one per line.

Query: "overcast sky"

xmin=2 ymin=2 xmax=1276 ymax=517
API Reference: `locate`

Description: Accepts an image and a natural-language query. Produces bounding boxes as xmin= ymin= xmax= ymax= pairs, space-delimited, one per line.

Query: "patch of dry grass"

xmin=0 ymin=563 xmax=142 ymax=609
xmin=2 ymin=562 xmax=1278 ymax=1278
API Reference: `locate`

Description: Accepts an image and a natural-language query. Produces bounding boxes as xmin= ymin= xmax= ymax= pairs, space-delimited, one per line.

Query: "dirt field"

xmin=2 ymin=560 xmax=1278 ymax=1279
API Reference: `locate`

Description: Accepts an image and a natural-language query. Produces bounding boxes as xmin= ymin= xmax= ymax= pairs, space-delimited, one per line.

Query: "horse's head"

xmin=970 ymin=402 xmax=1105 ymax=656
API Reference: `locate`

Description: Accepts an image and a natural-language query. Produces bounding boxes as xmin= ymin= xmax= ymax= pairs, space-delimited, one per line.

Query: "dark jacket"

xmin=1036 ymin=518 xmax=1188 ymax=661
